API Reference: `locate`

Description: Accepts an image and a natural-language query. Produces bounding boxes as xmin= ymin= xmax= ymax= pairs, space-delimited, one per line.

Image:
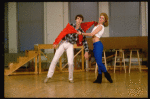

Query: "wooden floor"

xmin=4 ymin=70 xmax=148 ymax=98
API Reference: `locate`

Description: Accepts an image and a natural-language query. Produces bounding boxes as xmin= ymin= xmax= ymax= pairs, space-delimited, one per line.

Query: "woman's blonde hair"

xmin=100 ymin=13 xmax=109 ymax=27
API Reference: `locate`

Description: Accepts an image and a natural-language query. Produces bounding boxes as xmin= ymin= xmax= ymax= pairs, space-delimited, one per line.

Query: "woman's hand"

xmin=76 ymin=31 xmax=82 ymax=35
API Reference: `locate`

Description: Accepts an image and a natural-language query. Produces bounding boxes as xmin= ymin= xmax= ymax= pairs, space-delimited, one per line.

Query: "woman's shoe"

xmin=93 ymin=74 xmax=102 ymax=83
xmin=104 ymin=71 xmax=113 ymax=83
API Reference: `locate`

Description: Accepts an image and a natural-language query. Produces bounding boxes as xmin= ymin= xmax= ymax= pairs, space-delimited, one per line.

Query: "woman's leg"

xmin=93 ymin=41 xmax=104 ymax=83
xmin=93 ymin=41 xmax=113 ymax=83
xmin=93 ymin=41 xmax=107 ymax=74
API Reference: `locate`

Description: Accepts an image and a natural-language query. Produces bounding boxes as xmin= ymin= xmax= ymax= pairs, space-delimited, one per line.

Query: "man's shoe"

xmin=69 ymin=80 xmax=74 ymax=83
xmin=44 ymin=77 xmax=51 ymax=83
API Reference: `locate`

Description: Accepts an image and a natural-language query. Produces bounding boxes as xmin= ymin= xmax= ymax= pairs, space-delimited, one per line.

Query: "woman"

xmin=76 ymin=13 xmax=113 ymax=83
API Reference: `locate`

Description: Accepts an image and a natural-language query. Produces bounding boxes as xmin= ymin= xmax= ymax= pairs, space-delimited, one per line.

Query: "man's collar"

xmin=74 ymin=23 xmax=82 ymax=30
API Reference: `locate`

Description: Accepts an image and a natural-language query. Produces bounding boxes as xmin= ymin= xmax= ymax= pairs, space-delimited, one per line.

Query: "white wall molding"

xmin=98 ymin=2 xmax=109 ymax=37
xmin=8 ymin=2 xmax=17 ymax=53
xmin=141 ymin=2 xmax=148 ymax=36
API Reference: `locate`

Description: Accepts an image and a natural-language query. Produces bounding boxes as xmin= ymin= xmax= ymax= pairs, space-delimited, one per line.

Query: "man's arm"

xmin=82 ymin=34 xmax=89 ymax=60
xmin=82 ymin=35 xmax=89 ymax=52
xmin=53 ymin=23 xmax=77 ymax=45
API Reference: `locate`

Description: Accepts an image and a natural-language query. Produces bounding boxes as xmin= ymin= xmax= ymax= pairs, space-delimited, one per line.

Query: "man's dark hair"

xmin=75 ymin=14 xmax=84 ymax=21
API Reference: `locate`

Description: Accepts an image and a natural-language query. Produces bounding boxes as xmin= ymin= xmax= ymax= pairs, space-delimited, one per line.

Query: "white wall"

xmin=109 ymin=2 xmax=140 ymax=37
xmin=44 ymin=2 xmax=69 ymax=53
xmin=98 ymin=2 xmax=109 ymax=37
xmin=8 ymin=2 xmax=17 ymax=53
xmin=7 ymin=2 xmax=148 ymax=53
xmin=44 ymin=2 xmax=109 ymax=53
xmin=141 ymin=2 xmax=148 ymax=36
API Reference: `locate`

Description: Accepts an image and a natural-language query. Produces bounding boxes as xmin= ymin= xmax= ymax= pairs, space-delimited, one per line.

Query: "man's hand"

xmin=53 ymin=44 xmax=59 ymax=49
xmin=76 ymin=31 xmax=81 ymax=35
xmin=84 ymin=52 xmax=89 ymax=60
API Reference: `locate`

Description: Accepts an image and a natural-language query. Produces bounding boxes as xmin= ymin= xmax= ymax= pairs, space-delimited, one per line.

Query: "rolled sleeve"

xmin=82 ymin=35 xmax=89 ymax=52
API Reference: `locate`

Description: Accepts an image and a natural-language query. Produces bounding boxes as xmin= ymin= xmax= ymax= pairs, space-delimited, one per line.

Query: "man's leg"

xmin=66 ymin=43 xmax=74 ymax=82
xmin=46 ymin=42 xmax=65 ymax=78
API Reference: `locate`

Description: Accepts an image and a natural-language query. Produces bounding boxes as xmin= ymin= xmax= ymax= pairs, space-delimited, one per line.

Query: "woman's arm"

xmin=77 ymin=25 xmax=102 ymax=37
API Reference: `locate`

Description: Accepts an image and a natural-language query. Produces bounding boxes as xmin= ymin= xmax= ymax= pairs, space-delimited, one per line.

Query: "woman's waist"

xmin=92 ymin=36 xmax=100 ymax=43
xmin=93 ymin=40 xmax=103 ymax=46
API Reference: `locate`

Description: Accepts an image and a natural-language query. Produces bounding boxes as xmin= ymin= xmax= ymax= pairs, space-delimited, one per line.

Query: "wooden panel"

xmin=35 ymin=44 xmax=54 ymax=50
xmin=34 ymin=45 xmax=39 ymax=51
xmin=39 ymin=44 xmax=54 ymax=49
xmin=73 ymin=44 xmax=83 ymax=48
xmin=34 ymin=44 xmax=84 ymax=50
xmin=86 ymin=36 xmax=148 ymax=50
xmin=136 ymin=36 xmax=148 ymax=49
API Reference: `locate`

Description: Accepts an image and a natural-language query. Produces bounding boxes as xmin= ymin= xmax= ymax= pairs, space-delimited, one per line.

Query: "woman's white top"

xmin=91 ymin=24 xmax=104 ymax=38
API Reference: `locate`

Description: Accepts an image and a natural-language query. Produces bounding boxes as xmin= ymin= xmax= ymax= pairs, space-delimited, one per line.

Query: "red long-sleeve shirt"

xmin=53 ymin=21 xmax=98 ymax=46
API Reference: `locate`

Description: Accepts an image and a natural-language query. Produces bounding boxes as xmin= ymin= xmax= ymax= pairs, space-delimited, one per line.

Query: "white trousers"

xmin=47 ymin=41 xmax=74 ymax=81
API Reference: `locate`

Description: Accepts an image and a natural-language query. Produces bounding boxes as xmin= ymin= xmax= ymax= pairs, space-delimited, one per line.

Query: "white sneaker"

xmin=69 ymin=80 xmax=74 ymax=83
xmin=44 ymin=77 xmax=50 ymax=83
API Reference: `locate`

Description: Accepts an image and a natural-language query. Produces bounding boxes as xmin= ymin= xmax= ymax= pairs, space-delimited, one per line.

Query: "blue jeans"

xmin=93 ymin=41 xmax=107 ymax=74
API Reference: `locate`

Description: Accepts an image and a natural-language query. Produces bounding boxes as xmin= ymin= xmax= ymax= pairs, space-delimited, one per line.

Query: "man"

xmin=44 ymin=14 xmax=89 ymax=83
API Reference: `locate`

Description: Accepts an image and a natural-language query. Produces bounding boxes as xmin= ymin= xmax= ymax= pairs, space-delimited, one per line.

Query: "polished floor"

xmin=4 ymin=70 xmax=148 ymax=98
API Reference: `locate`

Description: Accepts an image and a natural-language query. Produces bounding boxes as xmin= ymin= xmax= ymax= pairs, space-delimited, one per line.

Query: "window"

xmin=17 ymin=2 xmax=44 ymax=52
xmin=109 ymin=2 xmax=140 ymax=37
